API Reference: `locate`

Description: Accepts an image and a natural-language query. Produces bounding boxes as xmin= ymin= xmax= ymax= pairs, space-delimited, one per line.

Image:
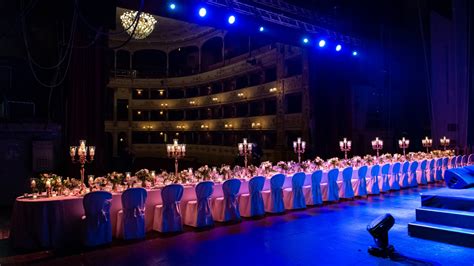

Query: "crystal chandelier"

xmin=120 ymin=11 xmax=157 ymax=40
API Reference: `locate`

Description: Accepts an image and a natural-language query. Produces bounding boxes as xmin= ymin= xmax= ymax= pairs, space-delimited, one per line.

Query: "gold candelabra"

xmin=238 ymin=138 xmax=253 ymax=169
xmin=167 ymin=139 xmax=186 ymax=176
xmin=371 ymin=137 xmax=383 ymax=157
xmin=70 ymin=140 xmax=95 ymax=190
xmin=398 ymin=137 xmax=410 ymax=155
xmin=339 ymin=138 xmax=351 ymax=160
xmin=422 ymin=136 xmax=432 ymax=153
xmin=293 ymin=137 xmax=306 ymax=163
xmin=440 ymin=136 xmax=450 ymax=150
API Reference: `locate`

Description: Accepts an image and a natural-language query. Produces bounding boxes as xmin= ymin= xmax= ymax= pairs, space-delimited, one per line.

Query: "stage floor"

xmin=421 ymin=187 xmax=474 ymax=211
xmin=1 ymin=183 xmax=474 ymax=265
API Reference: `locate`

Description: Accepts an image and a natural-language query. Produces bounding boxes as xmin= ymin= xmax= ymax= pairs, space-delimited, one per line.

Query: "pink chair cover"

xmin=161 ymin=184 xmax=184 ymax=232
xmin=367 ymin=165 xmax=380 ymax=194
xmin=222 ymin=179 xmax=242 ymax=222
xmin=341 ymin=167 xmax=354 ymax=198
xmin=311 ymin=170 xmax=323 ymax=204
xmin=380 ymin=164 xmax=391 ymax=192
xmin=356 ymin=166 xmax=368 ymax=196
xmin=400 ymin=162 xmax=410 ymax=187
xmin=268 ymin=174 xmax=285 ymax=213
xmin=82 ymin=191 xmax=112 ymax=246
xmin=419 ymin=160 xmax=428 ymax=185
xmin=428 ymin=159 xmax=436 ymax=183
xmin=290 ymin=172 xmax=306 ymax=209
xmin=248 ymin=176 xmax=265 ymax=216
xmin=327 ymin=168 xmax=339 ymax=201
xmin=121 ymin=188 xmax=147 ymax=240
xmin=409 ymin=161 xmax=419 ymax=187
xmin=390 ymin=162 xmax=401 ymax=190
xmin=195 ymin=181 xmax=214 ymax=227
xmin=436 ymin=159 xmax=443 ymax=181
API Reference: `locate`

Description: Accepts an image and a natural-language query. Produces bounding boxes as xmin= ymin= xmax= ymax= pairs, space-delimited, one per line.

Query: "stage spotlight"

xmin=199 ymin=7 xmax=207 ymax=17
xmin=169 ymin=3 xmax=176 ymax=10
xmin=303 ymin=38 xmax=309 ymax=44
xmin=259 ymin=26 xmax=264 ymax=32
xmin=318 ymin=39 xmax=326 ymax=47
xmin=228 ymin=15 xmax=236 ymax=24
xmin=352 ymin=51 xmax=358 ymax=56
xmin=367 ymin=213 xmax=395 ymax=258
xmin=335 ymin=44 xmax=342 ymax=52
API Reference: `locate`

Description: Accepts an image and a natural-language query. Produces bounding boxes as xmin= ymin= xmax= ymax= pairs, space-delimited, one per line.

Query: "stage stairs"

xmin=408 ymin=188 xmax=474 ymax=247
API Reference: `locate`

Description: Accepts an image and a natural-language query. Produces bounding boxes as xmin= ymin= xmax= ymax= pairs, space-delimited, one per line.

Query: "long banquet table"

xmin=10 ymin=158 xmax=448 ymax=249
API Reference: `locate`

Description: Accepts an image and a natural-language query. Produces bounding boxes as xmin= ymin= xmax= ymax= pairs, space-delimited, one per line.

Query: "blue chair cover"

xmin=456 ymin=156 xmax=462 ymax=168
xmin=269 ymin=174 xmax=285 ymax=213
xmin=462 ymin=155 xmax=467 ymax=166
xmin=121 ymin=188 xmax=147 ymax=240
xmin=428 ymin=159 xmax=435 ymax=183
xmin=311 ymin=170 xmax=323 ymax=204
xmin=161 ymin=184 xmax=184 ymax=232
xmin=419 ymin=160 xmax=428 ymax=185
xmin=391 ymin=162 xmax=401 ymax=190
xmin=409 ymin=161 xmax=419 ymax=187
xmin=222 ymin=179 xmax=241 ymax=221
xmin=380 ymin=164 xmax=391 ymax=192
xmin=368 ymin=165 xmax=380 ymax=194
xmin=291 ymin=172 xmax=306 ymax=209
xmin=342 ymin=167 xmax=354 ymax=198
xmin=327 ymin=168 xmax=339 ymax=201
xmin=195 ymin=181 xmax=214 ymax=227
xmin=436 ymin=159 xmax=443 ymax=181
xmin=450 ymin=157 xmax=457 ymax=168
xmin=248 ymin=176 xmax=265 ymax=216
xmin=83 ymin=191 xmax=112 ymax=246
xmin=442 ymin=158 xmax=449 ymax=179
xmin=357 ymin=166 xmax=368 ymax=196
xmin=468 ymin=154 xmax=474 ymax=165
xmin=401 ymin=162 xmax=410 ymax=187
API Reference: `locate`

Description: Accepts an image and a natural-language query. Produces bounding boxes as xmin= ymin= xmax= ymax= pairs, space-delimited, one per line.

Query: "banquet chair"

xmin=184 ymin=181 xmax=214 ymax=227
xmin=456 ymin=155 xmax=462 ymax=168
xmin=399 ymin=161 xmax=410 ymax=188
xmin=442 ymin=157 xmax=449 ymax=178
xmin=325 ymin=168 xmax=340 ymax=201
xmin=353 ymin=165 xmax=368 ymax=197
xmin=450 ymin=157 xmax=457 ymax=169
xmin=304 ymin=170 xmax=323 ymax=205
xmin=153 ymin=184 xmax=184 ymax=233
xmin=379 ymin=163 xmax=391 ymax=193
xmin=283 ymin=172 xmax=307 ymax=209
xmin=211 ymin=179 xmax=242 ymax=222
xmin=436 ymin=158 xmax=443 ymax=181
xmin=339 ymin=167 xmax=354 ymax=199
xmin=263 ymin=174 xmax=285 ymax=213
xmin=418 ymin=160 xmax=428 ymax=185
xmin=390 ymin=162 xmax=401 ymax=190
xmin=82 ymin=191 xmax=113 ymax=247
xmin=468 ymin=154 xmax=474 ymax=165
xmin=366 ymin=165 xmax=380 ymax=195
xmin=116 ymin=188 xmax=147 ymax=240
xmin=239 ymin=176 xmax=265 ymax=217
xmin=428 ymin=159 xmax=436 ymax=183
xmin=409 ymin=161 xmax=419 ymax=187
xmin=461 ymin=155 xmax=467 ymax=166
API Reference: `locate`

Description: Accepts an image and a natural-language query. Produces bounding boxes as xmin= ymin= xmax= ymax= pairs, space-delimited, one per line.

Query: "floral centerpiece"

xmin=327 ymin=157 xmax=340 ymax=169
xmin=195 ymin=165 xmax=212 ymax=181
xmin=94 ymin=176 xmax=108 ymax=190
xmin=260 ymin=161 xmax=273 ymax=176
xmin=312 ymin=157 xmax=325 ymax=169
xmin=275 ymin=161 xmax=289 ymax=173
xmin=135 ymin=169 xmax=153 ymax=187
xmin=219 ymin=164 xmax=233 ymax=180
xmin=106 ymin=171 xmax=124 ymax=190
xmin=247 ymin=165 xmax=257 ymax=177
xmin=300 ymin=160 xmax=312 ymax=172
xmin=351 ymin=156 xmax=362 ymax=167
xmin=363 ymin=155 xmax=375 ymax=165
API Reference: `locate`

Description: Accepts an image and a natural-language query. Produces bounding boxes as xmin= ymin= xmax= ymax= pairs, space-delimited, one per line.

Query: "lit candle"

xmin=31 ymin=179 xmax=36 ymax=188
xmin=70 ymin=146 xmax=76 ymax=157
xmin=45 ymin=180 xmax=51 ymax=188
xmin=150 ymin=171 xmax=155 ymax=178
xmin=89 ymin=146 xmax=95 ymax=157
xmin=182 ymin=145 xmax=186 ymax=153
xmin=243 ymin=138 xmax=247 ymax=145
xmin=294 ymin=141 xmax=297 ymax=149
xmin=348 ymin=141 xmax=351 ymax=147
xmin=339 ymin=141 xmax=343 ymax=149
xmin=248 ymin=143 xmax=252 ymax=151
xmin=238 ymin=143 xmax=243 ymax=151
xmin=302 ymin=141 xmax=306 ymax=149
xmin=297 ymin=137 xmax=301 ymax=144
xmin=80 ymin=140 xmax=86 ymax=149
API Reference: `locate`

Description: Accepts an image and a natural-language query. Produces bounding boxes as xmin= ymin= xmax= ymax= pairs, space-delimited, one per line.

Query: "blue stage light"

xmin=303 ymin=38 xmax=309 ymax=44
xmin=228 ymin=15 xmax=236 ymax=24
xmin=336 ymin=44 xmax=342 ymax=52
xmin=318 ymin=40 xmax=326 ymax=47
xmin=199 ymin=7 xmax=207 ymax=17
xmin=352 ymin=51 xmax=358 ymax=56
xmin=259 ymin=26 xmax=264 ymax=32
xmin=169 ymin=3 xmax=176 ymax=10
